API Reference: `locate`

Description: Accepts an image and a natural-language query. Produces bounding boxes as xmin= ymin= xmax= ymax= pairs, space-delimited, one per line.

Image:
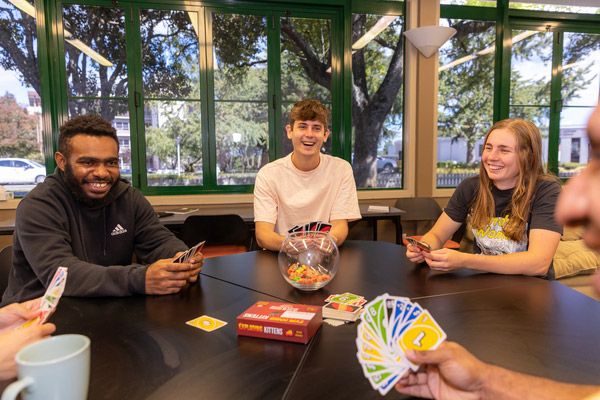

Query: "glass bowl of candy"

xmin=278 ymin=231 xmax=340 ymax=291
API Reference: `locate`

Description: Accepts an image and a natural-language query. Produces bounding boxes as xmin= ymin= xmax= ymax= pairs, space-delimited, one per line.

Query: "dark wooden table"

xmin=7 ymin=241 xmax=600 ymax=399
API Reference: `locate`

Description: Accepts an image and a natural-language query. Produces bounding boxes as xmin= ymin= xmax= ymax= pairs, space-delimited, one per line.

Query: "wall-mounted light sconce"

xmin=403 ymin=26 xmax=457 ymax=58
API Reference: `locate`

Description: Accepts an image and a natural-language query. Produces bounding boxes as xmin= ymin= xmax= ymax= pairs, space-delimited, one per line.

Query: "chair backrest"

xmin=180 ymin=215 xmax=251 ymax=250
xmin=394 ymin=197 xmax=443 ymax=222
xmin=395 ymin=197 xmax=466 ymax=244
xmin=0 ymin=245 xmax=12 ymax=295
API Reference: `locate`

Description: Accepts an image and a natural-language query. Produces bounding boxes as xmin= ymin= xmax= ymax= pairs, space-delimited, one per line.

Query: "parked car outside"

xmin=376 ymin=156 xmax=397 ymax=173
xmin=0 ymin=158 xmax=46 ymax=184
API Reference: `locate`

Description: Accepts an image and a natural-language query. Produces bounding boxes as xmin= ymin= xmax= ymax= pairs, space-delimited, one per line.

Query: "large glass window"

xmin=508 ymin=28 xmax=552 ymax=164
xmin=212 ymin=12 xmax=268 ymax=186
xmin=351 ymin=13 xmax=404 ymax=189
xmin=558 ymin=32 xmax=600 ymax=177
xmin=280 ymin=16 xmax=333 ymax=157
xmin=437 ymin=18 xmax=496 ymax=188
xmin=509 ymin=27 xmax=600 ymax=177
xmin=140 ymin=9 xmax=202 ymax=187
xmin=62 ymin=4 xmax=130 ymax=177
xmin=0 ymin=0 xmax=45 ymax=196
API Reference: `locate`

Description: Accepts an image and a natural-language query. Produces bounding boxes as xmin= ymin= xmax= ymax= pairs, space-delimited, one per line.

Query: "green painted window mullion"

xmin=272 ymin=11 xmax=283 ymax=161
xmin=548 ymin=30 xmax=563 ymax=175
xmin=496 ymin=0 xmax=510 ymax=121
xmin=329 ymin=12 xmax=342 ymax=158
xmin=204 ymin=7 xmax=218 ymax=190
xmin=342 ymin=4 xmax=353 ymax=161
xmin=197 ymin=6 xmax=211 ymax=192
xmin=127 ymin=3 xmax=143 ymax=188
xmin=54 ymin=1 xmax=69 ymax=128
xmin=39 ymin=0 xmax=62 ymax=169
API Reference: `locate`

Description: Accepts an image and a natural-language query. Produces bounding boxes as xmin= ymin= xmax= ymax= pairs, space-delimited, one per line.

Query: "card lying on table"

xmin=356 ymin=293 xmax=447 ymax=396
xmin=237 ymin=301 xmax=322 ymax=344
xmin=322 ymin=292 xmax=366 ymax=322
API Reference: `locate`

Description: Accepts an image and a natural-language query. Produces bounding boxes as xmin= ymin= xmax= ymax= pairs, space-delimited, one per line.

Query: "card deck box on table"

xmin=236 ymin=301 xmax=322 ymax=344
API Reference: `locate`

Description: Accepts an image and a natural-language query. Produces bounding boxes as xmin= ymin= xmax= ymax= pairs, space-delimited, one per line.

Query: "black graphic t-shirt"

xmin=444 ymin=176 xmax=562 ymax=277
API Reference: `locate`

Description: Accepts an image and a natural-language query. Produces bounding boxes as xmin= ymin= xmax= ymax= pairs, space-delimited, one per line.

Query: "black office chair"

xmin=394 ymin=197 xmax=464 ymax=249
xmin=180 ymin=215 xmax=252 ymax=258
xmin=0 ymin=245 xmax=12 ymax=295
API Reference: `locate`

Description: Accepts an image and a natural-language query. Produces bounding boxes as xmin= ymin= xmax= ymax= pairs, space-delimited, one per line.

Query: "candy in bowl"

xmin=278 ymin=231 xmax=340 ymax=291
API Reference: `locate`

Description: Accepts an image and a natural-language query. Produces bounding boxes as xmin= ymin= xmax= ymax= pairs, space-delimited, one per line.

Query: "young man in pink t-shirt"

xmin=253 ymin=99 xmax=361 ymax=251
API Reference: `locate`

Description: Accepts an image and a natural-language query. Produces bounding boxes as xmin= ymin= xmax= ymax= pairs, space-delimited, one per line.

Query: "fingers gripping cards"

xmin=19 ymin=267 xmax=68 ymax=329
xmin=355 ymin=293 xmax=447 ymax=396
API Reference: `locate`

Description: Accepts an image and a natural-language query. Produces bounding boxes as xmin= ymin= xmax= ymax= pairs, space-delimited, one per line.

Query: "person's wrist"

xmin=478 ymin=363 xmax=502 ymax=399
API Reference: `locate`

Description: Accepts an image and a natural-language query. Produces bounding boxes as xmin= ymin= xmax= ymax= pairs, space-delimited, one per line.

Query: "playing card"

xmin=326 ymin=292 xmax=363 ymax=305
xmin=356 ymin=294 xmax=447 ymax=393
xmin=186 ymin=315 xmax=227 ymax=332
xmin=361 ymin=295 xmax=388 ymax=341
xmin=174 ymin=240 xmax=205 ymax=263
xmin=397 ymin=310 xmax=447 ymax=353
xmin=406 ymin=237 xmax=432 ymax=253
xmin=19 ymin=267 xmax=68 ymax=329
xmin=319 ymin=222 xmax=332 ymax=232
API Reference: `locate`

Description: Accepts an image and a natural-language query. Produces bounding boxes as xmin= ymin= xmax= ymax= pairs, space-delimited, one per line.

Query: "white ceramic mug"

xmin=1 ymin=334 xmax=90 ymax=400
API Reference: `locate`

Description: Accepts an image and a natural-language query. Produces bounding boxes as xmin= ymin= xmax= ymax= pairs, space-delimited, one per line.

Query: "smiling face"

xmin=286 ymin=120 xmax=330 ymax=170
xmin=481 ymin=128 xmax=521 ymax=190
xmin=55 ymin=134 xmax=120 ymax=203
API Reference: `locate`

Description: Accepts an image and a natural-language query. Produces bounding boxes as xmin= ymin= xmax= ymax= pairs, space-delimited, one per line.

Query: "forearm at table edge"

xmin=483 ymin=364 xmax=600 ymax=400
xmin=61 ymin=262 xmax=148 ymax=297
xmin=330 ymin=220 xmax=349 ymax=247
xmin=461 ymin=252 xmax=550 ymax=276
xmin=255 ymin=228 xmax=285 ymax=251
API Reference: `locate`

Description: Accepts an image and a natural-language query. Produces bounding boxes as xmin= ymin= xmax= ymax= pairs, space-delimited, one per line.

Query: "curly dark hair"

xmin=58 ymin=115 xmax=119 ymax=157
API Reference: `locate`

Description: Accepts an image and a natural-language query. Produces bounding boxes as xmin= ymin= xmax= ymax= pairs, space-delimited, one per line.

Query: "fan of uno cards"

xmin=356 ymin=293 xmax=447 ymax=395
xmin=174 ymin=240 xmax=205 ymax=263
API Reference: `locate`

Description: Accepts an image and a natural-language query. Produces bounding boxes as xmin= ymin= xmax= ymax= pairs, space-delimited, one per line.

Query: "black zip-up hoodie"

xmin=1 ymin=168 xmax=187 ymax=305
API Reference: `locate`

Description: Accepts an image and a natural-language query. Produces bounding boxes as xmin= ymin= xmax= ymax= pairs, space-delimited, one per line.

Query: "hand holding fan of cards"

xmin=356 ymin=294 xmax=447 ymax=396
xmin=19 ymin=267 xmax=68 ymax=329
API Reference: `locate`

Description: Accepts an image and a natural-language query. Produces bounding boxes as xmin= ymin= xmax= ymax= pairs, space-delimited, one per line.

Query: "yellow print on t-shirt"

xmin=472 ymin=215 xmax=528 ymax=256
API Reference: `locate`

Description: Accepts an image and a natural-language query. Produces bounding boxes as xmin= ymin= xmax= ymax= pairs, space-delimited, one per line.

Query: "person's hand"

xmin=423 ymin=248 xmax=465 ymax=272
xmin=0 ymin=298 xmax=44 ymax=333
xmin=0 ymin=323 xmax=56 ymax=380
xmin=406 ymin=244 xmax=426 ymax=263
xmin=145 ymin=257 xmax=202 ymax=295
xmin=395 ymin=341 xmax=489 ymax=400
xmin=185 ymin=252 xmax=204 ymax=283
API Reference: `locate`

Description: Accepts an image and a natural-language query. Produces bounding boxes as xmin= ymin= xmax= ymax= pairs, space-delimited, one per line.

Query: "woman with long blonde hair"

xmin=406 ymin=119 xmax=562 ymax=278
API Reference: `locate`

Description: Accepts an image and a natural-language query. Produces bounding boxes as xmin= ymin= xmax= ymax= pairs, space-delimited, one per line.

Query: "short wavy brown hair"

xmin=289 ymin=99 xmax=330 ymax=128
xmin=58 ymin=115 xmax=119 ymax=157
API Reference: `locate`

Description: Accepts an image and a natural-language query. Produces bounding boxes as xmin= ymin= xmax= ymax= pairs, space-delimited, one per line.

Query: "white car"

xmin=0 ymin=158 xmax=46 ymax=184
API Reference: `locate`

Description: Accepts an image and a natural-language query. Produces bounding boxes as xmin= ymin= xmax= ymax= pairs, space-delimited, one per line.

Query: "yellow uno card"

xmin=397 ymin=310 xmax=446 ymax=352
xmin=186 ymin=315 xmax=227 ymax=332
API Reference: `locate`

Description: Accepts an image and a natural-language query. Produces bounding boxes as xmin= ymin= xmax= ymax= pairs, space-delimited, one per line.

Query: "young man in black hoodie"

xmin=1 ymin=115 xmax=203 ymax=305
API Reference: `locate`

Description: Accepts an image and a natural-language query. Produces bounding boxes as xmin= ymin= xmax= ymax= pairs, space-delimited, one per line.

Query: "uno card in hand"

xmin=356 ymin=294 xmax=447 ymax=393
xmin=174 ymin=240 xmax=205 ymax=263
xmin=319 ymin=222 xmax=332 ymax=232
xmin=406 ymin=237 xmax=432 ymax=253
xmin=20 ymin=267 xmax=68 ymax=329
